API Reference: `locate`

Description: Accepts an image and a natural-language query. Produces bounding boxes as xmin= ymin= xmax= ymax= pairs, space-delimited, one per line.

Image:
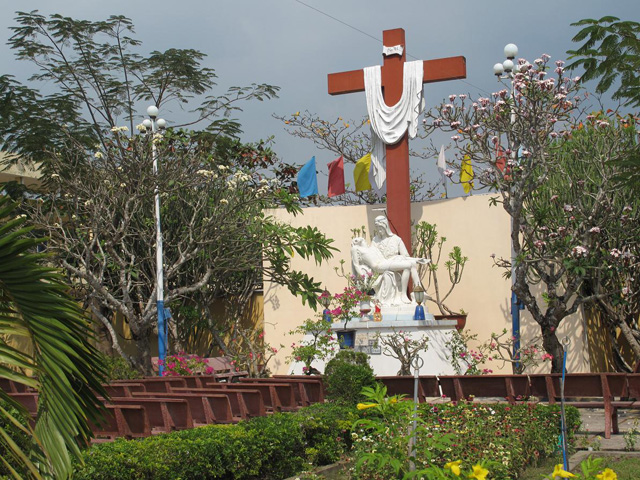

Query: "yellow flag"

xmin=460 ymin=155 xmax=474 ymax=194
xmin=354 ymin=153 xmax=372 ymax=192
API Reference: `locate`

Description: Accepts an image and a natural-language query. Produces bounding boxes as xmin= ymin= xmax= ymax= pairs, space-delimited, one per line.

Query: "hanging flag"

xmin=327 ymin=156 xmax=345 ymax=197
xmin=354 ymin=153 xmax=372 ymax=192
xmin=437 ymin=145 xmax=448 ymax=198
xmin=437 ymin=145 xmax=446 ymax=177
xmin=297 ymin=156 xmax=318 ymax=198
xmin=460 ymin=155 xmax=474 ymax=194
xmin=495 ymin=145 xmax=506 ymax=172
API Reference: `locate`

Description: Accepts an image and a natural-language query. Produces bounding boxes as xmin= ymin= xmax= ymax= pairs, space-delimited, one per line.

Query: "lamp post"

xmin=493 ymin=44 xmax=527 ymax=372
xmin=142 ymin=105 xmax=167 ymax=376
xmin=319 ymin=288 xmax=332 ymax=323
xmin=413 ymin=285 xmax=425 ymax=321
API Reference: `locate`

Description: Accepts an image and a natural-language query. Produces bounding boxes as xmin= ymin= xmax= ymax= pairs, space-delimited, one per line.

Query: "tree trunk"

xmin=542 ymin=326 xmax=564 ymax=373
xmin=128 ymin=322 xmax=153 ymax=375
xmin=618 ymin=319 xmax=640 ymax=361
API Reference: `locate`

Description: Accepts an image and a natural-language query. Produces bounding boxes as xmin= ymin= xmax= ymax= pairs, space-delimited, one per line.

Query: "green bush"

xmin=323 ymin=350 xmax=377 ymax=405
xmin=101 ymin=354 xmax=142 ymax=381
xmin=73 ymin=402 xmax=356 ymax=480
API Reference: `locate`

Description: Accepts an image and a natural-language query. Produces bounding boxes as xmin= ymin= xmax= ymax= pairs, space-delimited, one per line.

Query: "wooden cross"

xmin=328 ymin=28 xmax=466 ymax=253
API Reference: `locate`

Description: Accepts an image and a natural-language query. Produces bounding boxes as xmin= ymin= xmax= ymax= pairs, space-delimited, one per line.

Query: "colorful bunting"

xmin=327 ymin=156 xmax=345 ymax=197
xmin=354 ymin=153 xmax=372 ymax=192
xmin=460 ymin=155 xmax=474 ymax=194
xmin=297 ymin=156 xmax=318 ymax=198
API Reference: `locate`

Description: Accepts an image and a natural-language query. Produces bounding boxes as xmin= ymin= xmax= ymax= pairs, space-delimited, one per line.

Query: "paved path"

xmin=576 ymin=408 xmax=640 ymax=451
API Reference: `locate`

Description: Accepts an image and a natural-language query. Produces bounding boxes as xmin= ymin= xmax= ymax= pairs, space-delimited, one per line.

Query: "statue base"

xmin=378 ymin=303 xmax=434 ymax=322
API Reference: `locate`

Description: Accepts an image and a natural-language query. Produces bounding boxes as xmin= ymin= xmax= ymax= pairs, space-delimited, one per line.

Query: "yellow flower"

xmin=356 ymin=402 xmax=379 ymax=410
xmin=551 ymin=464 xmax=576 ymax=478
xmin=445 ymin=460 xmax=462 ymax=476
xmin=596 ymin=468 xmax=617 ymax=480
xmin=468 ymin=464 xmax=488 ymax=480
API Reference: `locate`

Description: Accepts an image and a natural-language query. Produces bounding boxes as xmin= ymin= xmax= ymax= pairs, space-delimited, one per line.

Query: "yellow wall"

xmin=263 ymin=194 xmax=591 ymax=375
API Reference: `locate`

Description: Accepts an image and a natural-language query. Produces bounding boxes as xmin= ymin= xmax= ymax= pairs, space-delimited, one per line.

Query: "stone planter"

xmin=434 ymin=313 xmax=467 ymax=331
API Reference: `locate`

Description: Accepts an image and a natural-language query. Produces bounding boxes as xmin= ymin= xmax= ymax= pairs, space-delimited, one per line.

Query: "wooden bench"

xmin=203 ymin=381 xmax=296 ymax=412
xmin=102 ymin=383 xmax=147 ymax=398
xmin=106 ymin=397 xmax=193 ymax=434
xmin=0 ymin=378 xmax=33 ymax=394
xmin=437 ymin=373 xmax=632 ymax=439
xmin=7 ymin=392 xmax=38 ymax=417
xmin=237 ymin=377 xmax=324 ymax=406
xmin=204 ymin=357 xmax=249 ymax=383
xmin=133 ymin=392 xmax=236 ymax=425
xmin=171 ymin=387 xmax=266 ymax=419
xmin=91 ymin=404 xmax=151 ymax=441
xmin=437 ymin=375 xmax=532 ymax=403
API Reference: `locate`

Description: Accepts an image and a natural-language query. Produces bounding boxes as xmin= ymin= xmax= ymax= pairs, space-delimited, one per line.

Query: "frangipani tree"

xmin=423 ymin=54 xmax=640 ymax=371
xmin=0 ymin=12 xmax=334 ymax=373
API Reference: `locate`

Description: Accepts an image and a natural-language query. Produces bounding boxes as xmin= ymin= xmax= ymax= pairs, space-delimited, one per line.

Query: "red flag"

xmin=327 ymin=156 xmax=345 ymax=197
xmin=496 ymin=145 xmax=506 ymax=172
xmin=495 ymin=145 xmax=512 ymax=181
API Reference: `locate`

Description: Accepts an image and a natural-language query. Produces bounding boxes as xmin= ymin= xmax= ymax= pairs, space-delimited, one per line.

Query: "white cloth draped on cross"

xmin=364 ymin=60 xmax=426 ymax=195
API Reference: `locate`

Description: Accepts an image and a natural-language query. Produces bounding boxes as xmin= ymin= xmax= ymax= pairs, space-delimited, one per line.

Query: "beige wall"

xmin=263 ymin=194 xmax=591 ymax=375
xmin=0 ymin=152 xmax=41 ymax=188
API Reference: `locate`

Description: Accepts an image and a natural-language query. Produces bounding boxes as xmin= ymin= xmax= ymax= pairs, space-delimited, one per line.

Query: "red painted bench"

xmin=171 ymin=387 xmax=266 ymax=419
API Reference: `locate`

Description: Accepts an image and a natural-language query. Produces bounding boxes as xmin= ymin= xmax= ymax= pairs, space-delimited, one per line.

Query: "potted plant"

xmin=414 ymin=221 xmax=468 ymax=329
xmin=334 ymin=258 xmax=379 ymax=322
xmin=329 ymin=286 xmax=366 ymax=348
xmin=288 ymin=318 xmax=337 ymax=374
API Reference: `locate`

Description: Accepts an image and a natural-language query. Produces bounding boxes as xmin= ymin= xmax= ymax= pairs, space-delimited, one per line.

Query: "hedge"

xmin=73 ymin=402 xmax=356 ymax=480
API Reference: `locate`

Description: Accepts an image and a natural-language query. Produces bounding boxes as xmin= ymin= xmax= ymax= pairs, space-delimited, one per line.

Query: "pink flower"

xmin=541 ymin=353 xmax=553 ymax=361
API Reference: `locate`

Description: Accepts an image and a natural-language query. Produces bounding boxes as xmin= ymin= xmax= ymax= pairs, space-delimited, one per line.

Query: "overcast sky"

xmin=1 ymin=1 xmax=638 ymax=196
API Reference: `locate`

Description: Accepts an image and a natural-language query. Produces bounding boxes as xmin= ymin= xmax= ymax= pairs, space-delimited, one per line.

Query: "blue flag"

xmin=297 ymin=156 xmax=318 ymax=198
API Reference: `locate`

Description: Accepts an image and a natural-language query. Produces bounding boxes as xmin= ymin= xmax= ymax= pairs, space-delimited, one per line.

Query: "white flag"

xmin=437 ymin=145 xmax=446 ymax=175
xmin=437 ymin=145 xmax=448 ymax=197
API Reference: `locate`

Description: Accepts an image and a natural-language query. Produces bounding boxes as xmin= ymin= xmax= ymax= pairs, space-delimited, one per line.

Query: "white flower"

xmin=563 ymin=204 xmax=574 ymax=212
xmin=94 ymin=152 xmax=104 ymax=159
xmin=589 ymin=227 xmax=600 ymax=234
xmin=51 ymin=173 xmax=60 ymax=179
xmin=572 ymin=246 xmax=588 ymax=257
xmin=110 ymin=126 xmax=129 ymax=133
xmin=220 ymin=198 xmax=229 ymax=205
xmin=135 ymin=123 xmax=146 ymax=131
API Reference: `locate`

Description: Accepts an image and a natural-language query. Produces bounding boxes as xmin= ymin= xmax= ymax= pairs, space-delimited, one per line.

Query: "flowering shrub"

xmin=445 ymin=329 xmax=552 ymax=375
xmin=351 ymin=387 xmax=581 ymax=479
xmin=288 ymin=318 xmax=338 ymax=374
xmin=227 ymin=328 xmax=283 ymax=377
xmin=160 ymin=353 xmax=213 ymax=376
xmin=404 ymin=457 xmax=618 ymax=479
xmin=375 ymin=329 xmax=430 ymax=376
xmin=329 ymin=286 xmax=368 ymax=330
